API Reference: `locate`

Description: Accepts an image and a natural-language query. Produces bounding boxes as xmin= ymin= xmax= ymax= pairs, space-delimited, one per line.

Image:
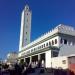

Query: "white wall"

xmin=51 ymin=56 xmax=68 ymax=69
xmin=19 ymin=36 xmax=60 ymax=57
xmin=59 ymin=45 xmax=75 ymax=56
xmin=19 ymin=10 xmax=24 ymax=51
xmin=45 ymin=50 xmax=51 ymax=68
xmin=45 ymin=50 xmax=69 ymax=69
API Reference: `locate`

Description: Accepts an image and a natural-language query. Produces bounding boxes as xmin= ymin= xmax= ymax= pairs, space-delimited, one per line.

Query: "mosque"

xmin=18 ymin=5 xmax=75 ymax=70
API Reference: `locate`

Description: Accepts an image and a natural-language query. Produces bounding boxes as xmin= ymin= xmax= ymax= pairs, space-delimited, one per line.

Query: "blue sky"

xmin=0 ymin=0 xmax=75 ymax=59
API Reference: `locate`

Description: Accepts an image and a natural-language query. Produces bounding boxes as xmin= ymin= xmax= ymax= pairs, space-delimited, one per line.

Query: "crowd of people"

xmin=0 ymin=60 xmax=75 ymax=75
xmin=0 ymin=60 xmax=45 ymax=75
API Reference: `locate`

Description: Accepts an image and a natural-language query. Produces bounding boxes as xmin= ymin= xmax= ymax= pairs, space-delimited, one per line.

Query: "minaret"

xmin=19 ymin=5 xmax=32 ymax=51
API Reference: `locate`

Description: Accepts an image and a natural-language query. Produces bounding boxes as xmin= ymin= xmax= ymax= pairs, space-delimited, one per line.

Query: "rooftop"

xmin=21 ymin=24 xmax=75 ymax=51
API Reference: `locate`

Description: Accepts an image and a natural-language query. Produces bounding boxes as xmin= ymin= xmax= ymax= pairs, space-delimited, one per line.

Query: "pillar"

xmin=38 ymin=54 xmax=40 ymax=61
xmin=30 ymin=56 xmax=32 ymax=63
xmin=45 ymin=50 xmax=52 ymax=68
xmin=24 ymin=58 xmax=26 ymax=62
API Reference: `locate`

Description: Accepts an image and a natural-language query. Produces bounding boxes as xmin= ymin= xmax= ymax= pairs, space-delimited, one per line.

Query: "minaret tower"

xmin=19 ymin=5 xmax=32 ymax=51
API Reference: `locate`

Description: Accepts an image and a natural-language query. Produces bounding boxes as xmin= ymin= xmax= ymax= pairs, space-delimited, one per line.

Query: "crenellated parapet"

xmin=20 ymin=24 xmax=75 ymax=51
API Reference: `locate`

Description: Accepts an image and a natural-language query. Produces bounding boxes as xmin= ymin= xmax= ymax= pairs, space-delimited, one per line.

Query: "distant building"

xmin=6 ymin=52 xmax=18 ymax=65
xmin=18 ymin=5 xmax=75 ymax=69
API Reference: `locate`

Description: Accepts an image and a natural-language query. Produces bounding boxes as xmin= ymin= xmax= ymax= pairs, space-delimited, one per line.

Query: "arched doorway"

xmin=32 ymin=55 xmax=38 ymax=62
xmin=25 ymin=57 xmax=30 ymax=64
xmin=40 ymin=53 xmax=45 ymax=61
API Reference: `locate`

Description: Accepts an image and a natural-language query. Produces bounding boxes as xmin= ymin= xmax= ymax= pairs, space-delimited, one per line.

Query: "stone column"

xmin=45 ymin=50 xmax=51 ymax=68
xmin=30 ymin=56 xmax=32 ymax=63
xmin=38 ymin=54 xmax=40 ymax=61
xmin=24 ymin=58 xmax=26 ymax=62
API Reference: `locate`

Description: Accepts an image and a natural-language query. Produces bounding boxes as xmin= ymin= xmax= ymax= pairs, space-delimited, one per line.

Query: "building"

xmin=50 ymin=55 xmax=75 ymax=74
xmin=6 ymin=52 xmax=18 ymax=65
xmin=18 ymin=5 xmax=75 ymax=69
xmin=19 ymin=4 xmax=32 ymax=51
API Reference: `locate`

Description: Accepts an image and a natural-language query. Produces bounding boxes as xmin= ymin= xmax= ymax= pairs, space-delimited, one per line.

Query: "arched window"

xmin=42 ymin=45 xmax=43 ymax=48
xmin=27 ymin=13 xmax=28 ymax=15
xmin=64 ymin=39 xmax=67 ymax=44
xmin=40 ymin=46 xmax=41 ymax=49
xmin=46 ymin=43 xmax=48 ymax=46
xmin=60 ymin=38 xmax=63 ymax=44
xmin=44 ymin=44 xmax=45 ymax=47
xmin=52 ymin=40 xmax=54 ymax=45
xmin=26 ymin=38 xmax=27 ymax=41
xmin=55 ymin=39 xmax=57 ymax=44
xmin=26 ymin=32 xmax=27 ymax=34
xmin=49 ymin=41 xmax=51 ymax=45
xmin=34 ymin=48 xmax=35 ymax=51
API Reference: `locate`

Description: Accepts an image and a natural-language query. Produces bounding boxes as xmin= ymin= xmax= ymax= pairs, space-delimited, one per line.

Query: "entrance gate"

xmin=32 ymin=55 xmax=38 ymax=62
xmin=25 ymin=57 xmax=30 ymax=64
xmin=40 ymin=53 xmax=45 ymax=61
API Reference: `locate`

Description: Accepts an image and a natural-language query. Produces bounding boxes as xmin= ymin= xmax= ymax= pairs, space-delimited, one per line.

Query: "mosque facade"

xmin=18 ymin=5 xmax=75 ymax=69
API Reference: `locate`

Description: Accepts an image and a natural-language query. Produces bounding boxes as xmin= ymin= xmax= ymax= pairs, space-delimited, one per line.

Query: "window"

xmin=26 ymin=32 xmax=27 ymax=34
xmin=46 ymin=43 xmax=48 ymax=46
xmin=49 ymin=42 xmax=51 ymax=45
xmin=20 ymin=59 xmax=24 ymax=63
xmin=55 ymin=39 xmax=57 ymax=44
xmin=42 ymin=45 xmax=43 ymax=48
xmin=34 ymin=48 xmax=35 ymax=51
xmin=31 ymin=49 xmax=33 ymax=52
xmin=40 ymin=46 xmax=41 ymax=49
xmin=62 ymin=60 xmax=66 ymax=64
xmin=38 ymin=46 xmax=40 ymax=49
xmin=52 ymin=40 xmax=54 ymax=45
xmin=44 ymin=44 xmax=45 ymax=47
xmin=26 ymin=38 xmax=27 ymax=41
xmin=60 ymin=38 xmax=63 ymax=44
xmin=51 ymin=51 xmax=58 ymax=57
xmin=64 ymin=39 xmax=67 ymax=44
xmin=27 ymin=13 xmax=28 ymax=15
